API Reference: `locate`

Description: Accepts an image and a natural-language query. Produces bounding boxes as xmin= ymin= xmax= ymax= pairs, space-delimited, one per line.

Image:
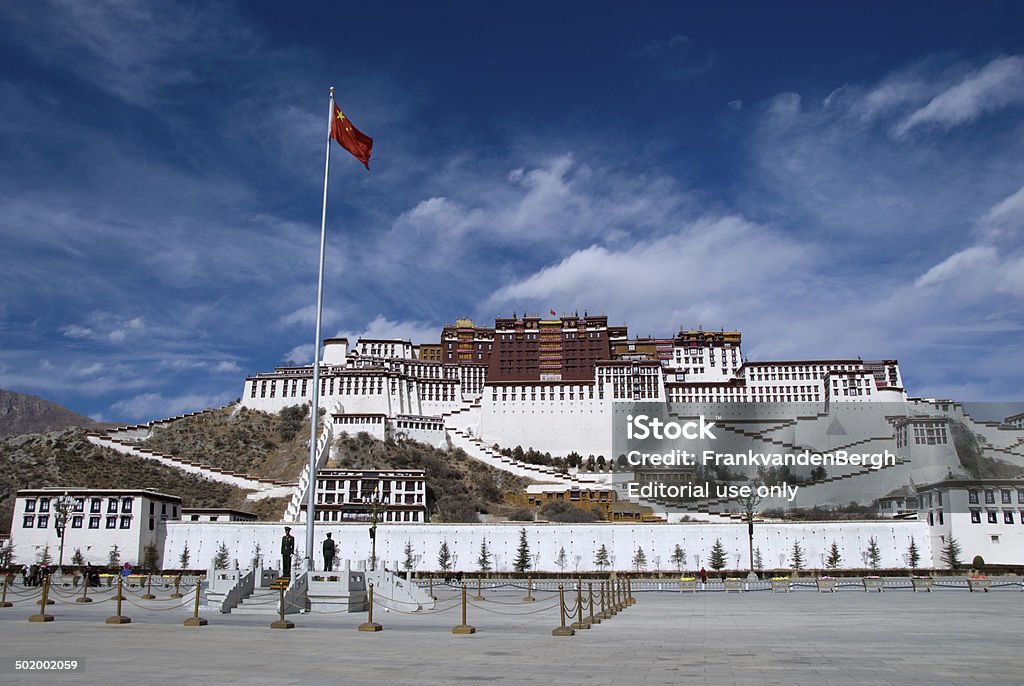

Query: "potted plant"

xmin=723 ymin=578 xmax=744 ymax=592
xmin=816 ymin=576 xmax=837 ymax=593
xmin=678 ymin=576 xmax=697 ymax=593
xmin=911 ymin=575 xmax=934 ymax=592
xmin=862 ymin=575 xmax=885 ymax=592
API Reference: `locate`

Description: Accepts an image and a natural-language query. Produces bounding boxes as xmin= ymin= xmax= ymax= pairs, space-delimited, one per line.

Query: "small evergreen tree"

xmin=866 ymin=537 xmax=882 ymax=570
xmin=107 ymin=544 xmax=120 ymax=567
xmin=213 ymin=542 xmax=230 ymax=570
xmin=513 ymin=528 xmax=532 ymax=573
xmin=403 ymin=541 xmax=415 ymax=572
xmin=753 ymin=547 xmax=764 ymax=571
xmin=825 ymin=541 xmax=842 ymax=570
xmin=670 ymin=544 xmax=686 ymax=572
xmin=790 ymin=541 xmax=805 ymax=570
xmin=437 ymin=541 xmax=453 ymax=572
xmin=179 ymin=543 xmax=191 ymax=569
xmin=38 ymin=544 xmax=53 ymax=566
xmin=555 ymin=546 xmax=568 ymax=572
xmin=594 ymin=544 xmax=610 ymax=571
xmin=0 ymin=541 xmax=15 ymax=567
xmin=709 ymin=539 xmax=728 ymax=571
xmin=143 ymin=542 xmax=160 ymax=571
xmin=941 ymin=537 xmax=962 ymax=570
xmin=632 ymin=546 xmax=648 ymax=572
xmin=477 ymin=539 xmax=493 ymax=572
xmin=907 ymin=538 xmax=920 ymax=569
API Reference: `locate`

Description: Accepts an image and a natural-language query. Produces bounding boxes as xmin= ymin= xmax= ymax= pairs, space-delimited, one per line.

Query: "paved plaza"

xmin=0 ymin=582 xmax=1021 ymax=685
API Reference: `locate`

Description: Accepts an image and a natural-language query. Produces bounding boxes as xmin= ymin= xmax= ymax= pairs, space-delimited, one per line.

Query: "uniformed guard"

xmin=281 ymin=526 xmax=295 ymax=577
xmin=322 ymin=532 xmax=336 ymax=572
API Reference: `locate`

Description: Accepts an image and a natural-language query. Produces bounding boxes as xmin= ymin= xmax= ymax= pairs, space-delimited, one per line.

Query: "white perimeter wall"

xmin=480 ymin=396 xmax=612 ymax=457
xmin=162 ymin=520 xmax=932 ymax=573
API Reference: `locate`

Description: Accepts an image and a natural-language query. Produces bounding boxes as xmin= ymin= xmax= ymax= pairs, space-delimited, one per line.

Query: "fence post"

xmin=183 ymin=580 xmax=207 ymax=626
xmin=271 ymin=584 xmax=295 ymax=629
xmin=141 ymin=574 xmax=156 ymax=600
xmin=170 ymin=574 xmax=183 ymax=599
xmin=452 ymin=584 xmax=476 ymax=634
xmin=523 ymin=575 xmax=535 ymax=602
xmin=75 ymin=575 xmax=92 ymax=604
xmin=28 ymin=576 xmax=54 ymax=622
xmin=571 ymin=580 xmax=590 ymax=630
xmin=551 ymin=584 xmax=574 ymax=636
xmin=587 ymin=582 xmax=599 ymax=624
xmin=473 ymin=574 xmax=485 ymax=601
xmin=1 ymin=575 xmax=12 ymax=608
xmin=105 ymin=576 xmax=131 ymax=624
xmin=357 ymin=581 xmax=382 ymax=632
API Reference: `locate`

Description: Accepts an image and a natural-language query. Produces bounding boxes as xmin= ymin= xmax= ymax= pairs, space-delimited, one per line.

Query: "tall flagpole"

xmin=305 ymin=85 xmax=335 ymax=571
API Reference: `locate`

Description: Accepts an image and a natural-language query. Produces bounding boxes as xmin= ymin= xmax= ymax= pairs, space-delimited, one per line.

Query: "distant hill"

xmin=0 ymin=389 xmax=102 ymax=439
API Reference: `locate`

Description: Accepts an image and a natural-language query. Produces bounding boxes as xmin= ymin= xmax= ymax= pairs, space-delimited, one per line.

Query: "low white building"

xmin=9 ymin=488 xmax=182 ymax=568
xmin=916 ymin=479 xmax=1024 ymax=567
xmin=311 ymin=469 xmax=428 ymax=524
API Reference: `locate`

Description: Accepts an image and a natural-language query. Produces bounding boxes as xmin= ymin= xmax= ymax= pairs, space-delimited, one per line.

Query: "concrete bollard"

xmin=551 ymin=584 xmax=575 ymax=636
xmin=452 ymin=584 xmax=476 ymax=634
xmin=183 ymin=581 xmax=207 ymax=627
xmin=105 ymin=577 xmax=131 ymax=624
xmin=357 ymin=582 xmax=382 ymax=632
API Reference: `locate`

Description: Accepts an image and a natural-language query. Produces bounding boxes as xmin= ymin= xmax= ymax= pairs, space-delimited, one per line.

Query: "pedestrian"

xmin=699 ymin=567 xmax=708 ymax=585
xmin=322 ymin=532 xmax=336 ymax=572
xmin=281 ymin=526 xmax=295 ymax=577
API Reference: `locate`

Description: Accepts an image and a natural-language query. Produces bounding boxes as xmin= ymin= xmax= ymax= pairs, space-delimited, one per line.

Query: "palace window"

xmin=987 ymin=510 xmax=998 ymax=523
xmin=1005 ymin=511 xmax=1015 ymax=525
xmin=970 ymin=509 xmax=981 ymax=523
xmin=89 ymin=516 xmax=100 ymax=529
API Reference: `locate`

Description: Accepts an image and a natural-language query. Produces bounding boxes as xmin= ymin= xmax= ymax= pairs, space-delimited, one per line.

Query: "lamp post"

xmin=366 ymin=484 xmax=390 ymax=571
xmin=53 ymin=492 xmax=77 ymax=572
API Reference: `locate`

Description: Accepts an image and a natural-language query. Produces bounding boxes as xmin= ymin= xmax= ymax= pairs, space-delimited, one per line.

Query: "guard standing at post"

xmin=322 ymin=532 xmax=336 ymax=572
xmin=281 ymin=526 xmax=295 ymax=577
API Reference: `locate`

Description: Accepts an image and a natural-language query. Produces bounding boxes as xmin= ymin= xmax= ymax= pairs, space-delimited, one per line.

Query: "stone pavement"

xmin=0 ymin=583 xmax=1021 ymax=685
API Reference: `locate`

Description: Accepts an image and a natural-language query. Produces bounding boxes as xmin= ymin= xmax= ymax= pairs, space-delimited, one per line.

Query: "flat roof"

xmin=16 ymin=488 xmax=182 ymax=502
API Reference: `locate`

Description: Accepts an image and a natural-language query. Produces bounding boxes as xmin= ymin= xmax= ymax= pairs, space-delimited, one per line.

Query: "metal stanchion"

xmin=184 ymin=580 xmax=208 ymax=626
xmin=587 ymin=582 xmax=599 ymax=625
xmin=428 ymin=576 xmax=435 ymax=600
xmin=28 ymin=576 xmax=54 ymax=622
xmin=1 ymin=575 xmax=11 ymax=608
xmin=452 ymin=584 xmax=476 ymax=634
xmin=270 ymin=585 xmax=294 ymax=629
xmin=141 ymin=574 xmax=156 ymax=600
xmin=551 ymin=584 xmax=574 ymax=636
xmin=75 ymin=576 xmax=93 ymax=604
xmin=473 ymin=574 xmax=485 ymax=601
xmin=357 ymin=582 xmax=382 ymax=632
xmin=523 ymin=575 xmax=535 ymax=602
xmin=170 ymin=574 xmax=183 ymax=599
xmin=627 ymin=577 xmax=635 ymax=605
xmin=571 ymin=580 xmax=590 ymax=630
xmin=105 ymin=577 xmax=131 ymax=624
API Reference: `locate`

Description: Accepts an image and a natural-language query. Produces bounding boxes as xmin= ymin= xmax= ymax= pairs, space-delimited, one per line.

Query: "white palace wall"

xmin=162 ymin=520 xmax=931 ymax=573
xmin=480 ymin=394 xmax=612 ymax=457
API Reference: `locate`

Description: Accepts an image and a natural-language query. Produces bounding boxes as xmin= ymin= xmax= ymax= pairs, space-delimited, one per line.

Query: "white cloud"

xmin=896 ymin=55 xmax=1024 ymax=135
xmin=338 ymin=315 xmax=441 ymax=346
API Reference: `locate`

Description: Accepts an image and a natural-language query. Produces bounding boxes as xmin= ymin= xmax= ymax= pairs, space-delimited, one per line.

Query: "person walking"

xmin=699 ymin=567 xmax=708 ymax=588
xmin=322 ymin=532 xmax=336 ymax=572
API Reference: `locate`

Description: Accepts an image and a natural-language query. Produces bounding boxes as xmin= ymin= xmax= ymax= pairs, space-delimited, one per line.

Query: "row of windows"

xmin=24 ymin=514 xmax=133 ymax=530
xmin=970 ymin=509 xmax=1024 ymax=525
xmin=968 ymin=489 xmax=1024 ymax=505
xmin=25 ymin=496 xmax=133 ymax=515
xmin=313 ymin=510 xmax=423 ymax=522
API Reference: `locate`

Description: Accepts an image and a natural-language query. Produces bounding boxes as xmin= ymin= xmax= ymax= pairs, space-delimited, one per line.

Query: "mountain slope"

xmin=0 ymin=389 xmax=101 ymax=439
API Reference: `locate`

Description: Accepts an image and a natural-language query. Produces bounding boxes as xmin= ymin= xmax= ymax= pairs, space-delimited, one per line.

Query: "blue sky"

xmin=1 ymin=1 xmax=1023 ymax=421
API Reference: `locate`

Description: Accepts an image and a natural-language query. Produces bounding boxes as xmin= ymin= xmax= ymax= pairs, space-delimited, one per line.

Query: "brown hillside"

xmin=0 ymin=428 xmax=287 ymax=535
xmin=0 ymin=388 xmax=103 ymax=439
xmin=139 ymin=405 xmax=310 ymax=482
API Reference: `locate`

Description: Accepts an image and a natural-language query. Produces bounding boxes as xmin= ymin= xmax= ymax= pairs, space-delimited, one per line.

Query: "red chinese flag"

xmin=331 ymin=103 xmax=373 ymax=169
xmin=550 ymin=309 xmax=557 ymax=316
